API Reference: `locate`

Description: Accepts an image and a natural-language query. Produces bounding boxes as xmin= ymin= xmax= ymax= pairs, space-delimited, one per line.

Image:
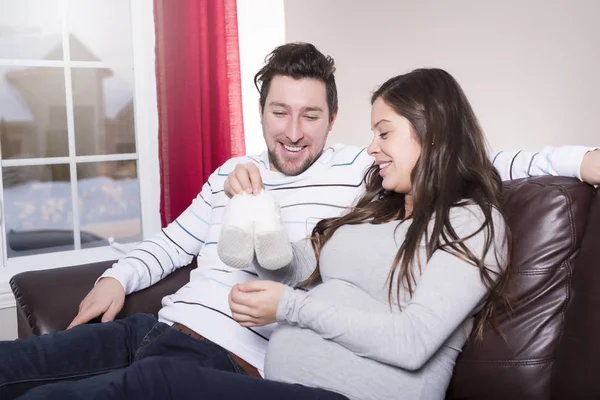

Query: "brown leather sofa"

xmin=9 ymin=176 xmax=600 ymax=400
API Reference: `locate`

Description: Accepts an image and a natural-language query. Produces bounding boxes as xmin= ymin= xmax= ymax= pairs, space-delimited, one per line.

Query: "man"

xmin=1 ymin=42 xmax=598 ymax=399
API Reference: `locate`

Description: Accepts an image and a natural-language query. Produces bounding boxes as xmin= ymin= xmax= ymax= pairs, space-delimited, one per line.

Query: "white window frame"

xmin=237 ymin=0 xmax=285 ymax=156
xmin=0 ymin=0 xmax=160 ymax=306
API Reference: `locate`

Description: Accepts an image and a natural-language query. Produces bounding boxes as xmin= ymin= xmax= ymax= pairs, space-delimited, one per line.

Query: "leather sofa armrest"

xmin=9 ymin=260 xmax=195 ymax=338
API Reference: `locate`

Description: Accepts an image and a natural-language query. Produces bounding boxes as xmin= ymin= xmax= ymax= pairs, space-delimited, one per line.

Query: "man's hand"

xmin=67 ymin=277 xmax=126 ymax=329
xmin=224 ymin=163 xmax=264 ymax=198
xmin=228 ymin=280 xmax=286 ymax=327
xmin=581 ymin=149 xmax=600 ymax=185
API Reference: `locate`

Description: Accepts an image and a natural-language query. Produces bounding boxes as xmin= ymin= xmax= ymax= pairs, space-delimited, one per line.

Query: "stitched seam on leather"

xmin=504 ymin=180 xmax=579 ymax=197
xmin=8 ymin=277 xmax=36 ymax=334
xmin=512 ymin=263 xmax=570 ymax=275
xmin=555 ymin=185 xmax=576 ymax=354
xmin=524 ymin=180 xmax=580 ymax=190
xmin=457 ymin=357 xmax=552 ymax=367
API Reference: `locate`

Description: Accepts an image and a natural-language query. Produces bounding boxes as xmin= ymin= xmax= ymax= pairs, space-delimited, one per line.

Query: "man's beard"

xmin=268 ymin=148 xmax=322 ymax=176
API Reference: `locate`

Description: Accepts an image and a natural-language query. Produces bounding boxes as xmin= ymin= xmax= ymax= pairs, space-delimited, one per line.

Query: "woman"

xmin=226 ymin=67 xmax=510 ymax=400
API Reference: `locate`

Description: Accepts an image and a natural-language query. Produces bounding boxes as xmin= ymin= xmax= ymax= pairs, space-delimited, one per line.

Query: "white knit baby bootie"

xmin=217 ymin=193 xmax=255 ymax=269
xmin=253 ymin=190 xmax=293 ymax=270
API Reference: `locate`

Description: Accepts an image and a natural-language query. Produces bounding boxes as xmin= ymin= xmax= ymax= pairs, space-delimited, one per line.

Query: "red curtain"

xmin=154 ymin=0 xmax=245 ymax=225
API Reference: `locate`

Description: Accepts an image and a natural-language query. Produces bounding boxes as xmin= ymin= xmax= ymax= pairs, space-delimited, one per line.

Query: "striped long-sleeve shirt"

xmin=100 ymin=143 xmax=594 ymax=374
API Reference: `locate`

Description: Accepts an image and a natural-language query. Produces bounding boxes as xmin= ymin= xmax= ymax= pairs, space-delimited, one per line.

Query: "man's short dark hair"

xmin=254 ymin=42 xmax=338 ymax=120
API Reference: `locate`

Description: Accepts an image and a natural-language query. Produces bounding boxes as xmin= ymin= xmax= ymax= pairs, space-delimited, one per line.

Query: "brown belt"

xmin=171 ymin=323 xmax=261 ymax=378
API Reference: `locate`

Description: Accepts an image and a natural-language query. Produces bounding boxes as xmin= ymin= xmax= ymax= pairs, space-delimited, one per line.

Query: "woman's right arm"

xmin=275 ymin=206 xmax=508 ymax=370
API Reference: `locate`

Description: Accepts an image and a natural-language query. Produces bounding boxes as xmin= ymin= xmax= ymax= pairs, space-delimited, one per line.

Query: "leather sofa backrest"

xmin=447 ymin=177 xmax=596 ymax=399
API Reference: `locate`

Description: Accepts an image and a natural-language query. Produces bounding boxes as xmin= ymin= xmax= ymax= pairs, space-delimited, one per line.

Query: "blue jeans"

xmin=0 ymin=313 xmax=348 ymax=400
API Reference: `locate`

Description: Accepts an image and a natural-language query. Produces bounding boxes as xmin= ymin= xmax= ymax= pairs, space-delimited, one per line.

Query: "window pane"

xmin=0 ymin=0 xmax=63 ymax=60
xmin=0 ymin=66 xmax=69 ymax=159
xmin=67 ymin=0 xmax=133 ymax=64
xmin=3 ymin=164 xmax=74 ymax=258
xmin=78 ymin=160 xmax=141 ymax=249
xmin=72 ymin=67 xmax=136 ymax=156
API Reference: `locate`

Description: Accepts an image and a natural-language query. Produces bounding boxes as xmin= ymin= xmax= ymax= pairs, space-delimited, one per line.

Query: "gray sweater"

xmin=256 ymin=205 xmax=507 ymax=400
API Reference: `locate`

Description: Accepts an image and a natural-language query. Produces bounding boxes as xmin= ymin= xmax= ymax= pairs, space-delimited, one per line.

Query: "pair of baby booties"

xmin=217 ymin=191 xmax=292 ymax=271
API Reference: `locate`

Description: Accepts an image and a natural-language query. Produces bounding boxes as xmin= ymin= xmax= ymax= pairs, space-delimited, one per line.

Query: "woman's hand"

xmin=229 ymin=280 xmax=286 ymax=327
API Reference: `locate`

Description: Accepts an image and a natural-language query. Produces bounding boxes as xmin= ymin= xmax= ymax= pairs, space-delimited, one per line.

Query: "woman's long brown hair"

xmin=304 ymin=69 xmax=511 ymax=342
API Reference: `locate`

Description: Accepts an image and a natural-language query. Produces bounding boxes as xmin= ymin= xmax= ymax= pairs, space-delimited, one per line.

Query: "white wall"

xmin=237 ymin=0 xmax=286 ymax=155
xmin=0 ymin=305 xmax=17 ymax=340
xmin=284 ymin=0 xmax=599 ymax=151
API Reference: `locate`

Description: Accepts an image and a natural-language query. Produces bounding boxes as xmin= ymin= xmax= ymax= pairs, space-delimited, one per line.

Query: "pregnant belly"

xmin=265 ymin=279 xmax=462 ymax=400
xmin=266 ymin=324 xmax=459 ymax=400
xmin=302 ymin=279 xmax=389 ymax=312
xmin=265 ymin=280 xmax=421 ymax=399
xmin=266 ymin=324 xmax=416 ymax=400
